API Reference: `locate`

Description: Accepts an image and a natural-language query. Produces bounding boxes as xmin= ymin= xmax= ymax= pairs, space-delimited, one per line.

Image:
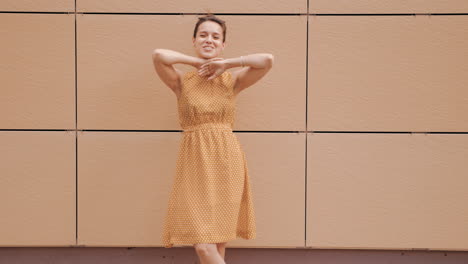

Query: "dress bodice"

xmin=177 ymin=70 xmax=236 ymax=130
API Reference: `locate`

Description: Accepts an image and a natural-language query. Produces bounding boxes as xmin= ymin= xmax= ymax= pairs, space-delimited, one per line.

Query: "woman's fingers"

xmin=207 ymin=72 xmax=219 ymax=80
xmin=199 ymin=59 xmax=224 ymax=78
xmin=207 ymin=69 xmax=222 ymax=80
xmin=198 ymin=67 xmax=212 ymax=76
xmin=201 ymin=70 xmax=213 ymax=77
xmin=199 ymin=63 xmax=213 ymax=75
xmin=199 ymin=66 xmax=209 ymax=73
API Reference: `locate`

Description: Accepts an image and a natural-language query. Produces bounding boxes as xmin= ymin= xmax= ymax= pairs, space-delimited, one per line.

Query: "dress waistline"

xmin=183 ymin=123 xmax=233 ymax=132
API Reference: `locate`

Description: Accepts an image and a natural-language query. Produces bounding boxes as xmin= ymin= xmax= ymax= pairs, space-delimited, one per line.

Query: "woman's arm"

xmin=153 ymin=48 xmax=204 ymax=68
xmin=151 ymin=49 xmax=204 ymax=97
xmin=224 ymin=53 xmax=274 ymax=96
xmin=224 ymin=53 xmax=274 ymax=69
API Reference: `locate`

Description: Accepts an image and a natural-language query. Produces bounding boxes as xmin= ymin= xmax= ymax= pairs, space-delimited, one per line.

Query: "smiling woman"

xmin=191 ymin=14 xmax=227 ymax=62
xmin=152 ymin=13 xmax=273 ymax=264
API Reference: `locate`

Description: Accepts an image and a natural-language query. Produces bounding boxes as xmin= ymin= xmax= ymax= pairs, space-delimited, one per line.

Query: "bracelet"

xmin=240 ymin=56 xmax=245 ymax=67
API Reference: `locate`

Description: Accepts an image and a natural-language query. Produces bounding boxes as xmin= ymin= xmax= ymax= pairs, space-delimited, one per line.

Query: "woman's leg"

xmin=216 ymin=242 xmax=227 ymax=260
xmin=193 ymin=243 xmax=226 ymax=264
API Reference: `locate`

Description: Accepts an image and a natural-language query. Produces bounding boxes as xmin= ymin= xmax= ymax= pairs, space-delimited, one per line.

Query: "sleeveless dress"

xmin=161 ymin=69 xmax=257 ymax=248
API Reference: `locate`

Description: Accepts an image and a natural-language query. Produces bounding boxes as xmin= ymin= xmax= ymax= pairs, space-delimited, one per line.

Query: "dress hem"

xmin=162 ymin=231 xmax=256 ymax=248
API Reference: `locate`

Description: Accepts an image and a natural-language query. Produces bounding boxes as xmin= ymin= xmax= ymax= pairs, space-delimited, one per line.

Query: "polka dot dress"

xmin=161 ymin=69 xmax=256 ymax=248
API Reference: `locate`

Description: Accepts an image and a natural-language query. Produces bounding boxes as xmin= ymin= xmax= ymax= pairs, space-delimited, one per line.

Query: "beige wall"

xmin=1 ymin=0 xmax=468 ymax=251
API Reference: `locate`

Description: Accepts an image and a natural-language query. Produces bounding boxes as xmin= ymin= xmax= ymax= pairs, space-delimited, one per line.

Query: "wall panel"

xmin=0 ymin=131 xmax=76 ymax=246
xmin=77 ymin=0 xmax=306 ymax=14
xmin=0 ymin=0 xmax=74 ymax=12
xmin=307 ymin=133 xmax=468 ymax=250
xmin=77 ymin=131 xmax=305 ymax=247
xmin=0 ymin=13 xmax=75 ymax=129
xmin=77 ymin=14 xmax=306 ymax=131
xmin=311 ymin=0 xmax=468 ymax=13
xmin=308 ymin=15 xmax=468 ymax=131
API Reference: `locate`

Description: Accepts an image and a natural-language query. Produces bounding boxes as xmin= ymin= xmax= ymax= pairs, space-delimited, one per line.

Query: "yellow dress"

xmin=161 ymin=69 xmax=256 ymax=248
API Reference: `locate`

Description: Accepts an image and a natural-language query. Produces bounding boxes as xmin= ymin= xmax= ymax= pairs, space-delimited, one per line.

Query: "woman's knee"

xmin=194 ymin=243 xmax=217 ymax=256
xmin=216 ymin=242 xmax=227 ymax=248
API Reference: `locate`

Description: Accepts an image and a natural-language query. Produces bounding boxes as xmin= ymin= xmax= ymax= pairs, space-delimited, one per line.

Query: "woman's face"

xmin=193 ymin=21 xmax=225 ymax=59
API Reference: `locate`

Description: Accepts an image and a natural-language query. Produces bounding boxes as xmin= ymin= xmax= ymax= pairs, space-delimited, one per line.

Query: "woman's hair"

xmin=193 ymin=12 xmax=227 ymax=43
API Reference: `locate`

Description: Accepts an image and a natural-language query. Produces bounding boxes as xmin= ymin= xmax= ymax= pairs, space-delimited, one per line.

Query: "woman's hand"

xmin=198 ymin=57 xmax=227 ymax=80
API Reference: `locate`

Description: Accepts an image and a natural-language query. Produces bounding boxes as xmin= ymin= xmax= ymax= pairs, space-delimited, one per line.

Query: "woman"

xmin=152 ymin=14 xmax=273 ymax=264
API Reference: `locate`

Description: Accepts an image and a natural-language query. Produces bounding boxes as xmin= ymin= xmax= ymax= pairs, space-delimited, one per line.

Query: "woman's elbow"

xmin=265 ymin=54 xmax=274 ymax=68
xmin=152 ymin=49 xmax=168 ymax=63
xmin=152 ymin=49 xmax=160 ymax=60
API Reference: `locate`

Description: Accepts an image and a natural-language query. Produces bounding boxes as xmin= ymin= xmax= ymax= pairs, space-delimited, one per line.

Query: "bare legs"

xmin=194 ymin=242 xmax=228 ymax=264
xmin=216 ymin=242 xmax=227 ymax=259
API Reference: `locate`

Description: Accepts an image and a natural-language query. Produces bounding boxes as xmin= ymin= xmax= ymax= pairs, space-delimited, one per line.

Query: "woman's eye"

xmin=200 ymin=34 xmax=219 ymax=38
